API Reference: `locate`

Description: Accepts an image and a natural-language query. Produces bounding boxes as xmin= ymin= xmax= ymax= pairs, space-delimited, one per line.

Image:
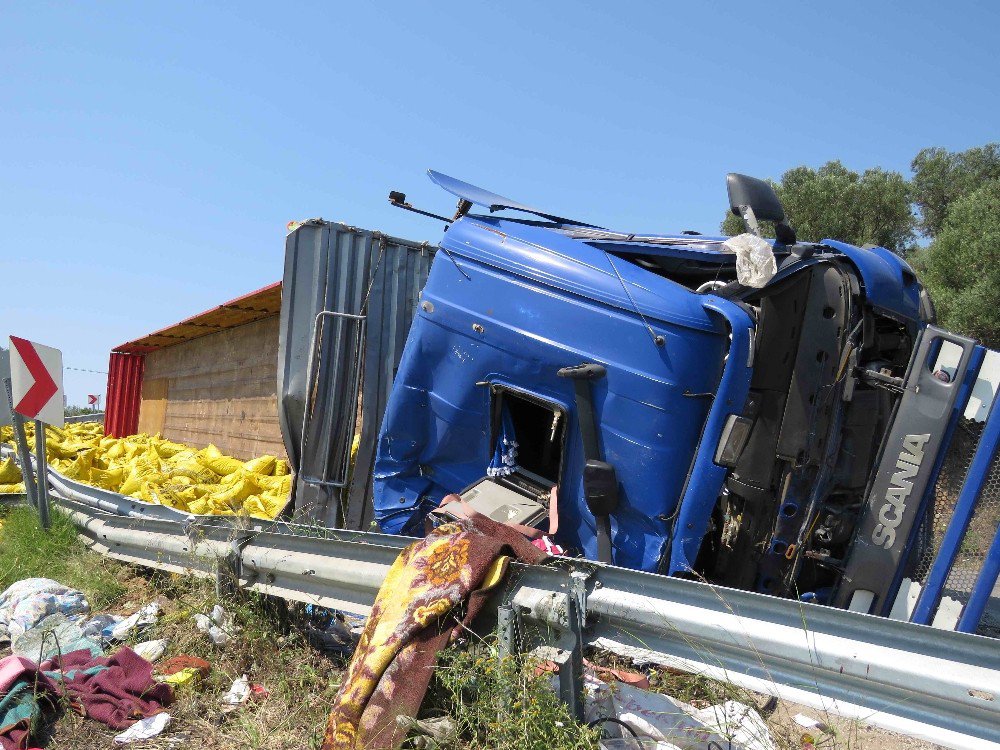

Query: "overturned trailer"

xmin=278 ymin=170 xmax=997 ymax=625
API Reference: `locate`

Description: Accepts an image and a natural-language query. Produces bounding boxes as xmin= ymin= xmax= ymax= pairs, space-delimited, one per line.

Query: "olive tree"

xmin=911 ymin=179 xmax=1000 ymax=348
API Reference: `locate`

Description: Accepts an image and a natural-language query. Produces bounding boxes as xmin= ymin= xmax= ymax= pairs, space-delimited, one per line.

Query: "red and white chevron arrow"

xmin=9 ymin=336 xmax=64 ymax=427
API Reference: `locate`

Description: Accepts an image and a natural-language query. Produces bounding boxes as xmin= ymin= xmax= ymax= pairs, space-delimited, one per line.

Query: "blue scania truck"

xmin=280 ymin=169 xmax=992 ymax=622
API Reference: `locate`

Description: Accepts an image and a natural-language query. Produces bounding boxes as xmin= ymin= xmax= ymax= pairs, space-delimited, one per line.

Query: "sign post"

xmin=9 ymin=336 xmax=63 ymax=529
xmin=1 ymin=350 xmax=38 ymax=507
xmin=3 ymin=381 xmax=39 ymax=509
xmin=32 ymin=420 xmax=50 ymax=529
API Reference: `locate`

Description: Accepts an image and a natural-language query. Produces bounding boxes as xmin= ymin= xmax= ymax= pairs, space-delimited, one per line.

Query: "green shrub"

xmin=912 ymin=179 xmax=1000 ymax=349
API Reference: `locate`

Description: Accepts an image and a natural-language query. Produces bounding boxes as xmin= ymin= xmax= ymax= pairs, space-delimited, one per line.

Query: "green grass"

xmin=0 ymin=505 xmax=126 ymax=610
xmin=425 ymin=644 xmax=601 ymax=750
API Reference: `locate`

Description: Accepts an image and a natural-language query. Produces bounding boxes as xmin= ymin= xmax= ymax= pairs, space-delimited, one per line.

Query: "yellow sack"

xmin=120 ymin=458 xmax=160 ymax=495
xmin=0 ymin=483 xmax=25 ymax=494
xmin=199 ymin=453 xmax=244 ymax=477
xmin=89 ymin=466 xmax=125 ymax=491
xmin=257 ymin=474 xmax=292 ymax=495
xmin=206 ymin=475 xmax=260 ymax=510
xmin=153 ymin=440 xmax=187 ymax=459
xmin=217 ymin=470 xmax=247 ymax=487
xmin=0 ymin=458 xmax=22 ymax=484
xmin=243 ymin=455 xmax=276 ymax=476
xmin=200 ymin=444 xmax=223 ymax=459
xmin=169 ymin=459 xmax=216 ymax=484
xmin=243 ymin=495 xmax=275 ymax=519
xmin=149 ymin=484 xmax=189 ymax=511
xmin=188 ymin=484 xmax=215 ymax=498
xmin=247 ymin=491 xmax=287 ymax=519
xmin=165 ymin=449 xmax=197 ymax=466
xmin=45 ymin=439 xmax=77 ymax=460
xmin=273 ymin=459 xmax=290 ymax=476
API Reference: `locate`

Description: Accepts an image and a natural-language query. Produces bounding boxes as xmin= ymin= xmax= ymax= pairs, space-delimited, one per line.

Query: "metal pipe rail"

xmin=576 ymin=565 xmax=1000 ymax=750
xmin=35 ymin=484 xmax=1000 ymax=750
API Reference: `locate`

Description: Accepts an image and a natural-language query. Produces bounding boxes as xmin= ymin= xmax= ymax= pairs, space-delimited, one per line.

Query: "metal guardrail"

xmin=64 ymin=413 xmax=104 ymax=424
xmin=15 ymin=471 xmax=994 ymax=750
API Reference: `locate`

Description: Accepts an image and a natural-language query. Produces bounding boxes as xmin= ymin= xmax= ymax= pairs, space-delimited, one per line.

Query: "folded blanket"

xmin=322 ymin=513 xmax=548 ymax=750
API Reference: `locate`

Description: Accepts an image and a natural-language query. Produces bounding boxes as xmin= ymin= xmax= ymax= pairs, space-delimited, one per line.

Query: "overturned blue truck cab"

xmin=370 ymin=170 xmax=939 ymax=609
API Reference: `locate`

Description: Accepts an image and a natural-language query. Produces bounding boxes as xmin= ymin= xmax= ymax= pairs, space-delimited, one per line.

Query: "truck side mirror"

xmin=727 ymin=173 xmax=797 ymax=245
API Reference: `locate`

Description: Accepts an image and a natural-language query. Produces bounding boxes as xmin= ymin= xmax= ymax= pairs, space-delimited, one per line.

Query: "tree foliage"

xmin=720 ymin=161 xmax=914 ymax=252
xmin=911 ymin=179 xmax=1000 ymax=349
xmin=911 ymin=143 xmax=1000 ymax=237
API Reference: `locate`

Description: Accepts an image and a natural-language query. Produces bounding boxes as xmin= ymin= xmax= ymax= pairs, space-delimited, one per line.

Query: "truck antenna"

xmin=602 ymin=250 xmax=665 ymax=348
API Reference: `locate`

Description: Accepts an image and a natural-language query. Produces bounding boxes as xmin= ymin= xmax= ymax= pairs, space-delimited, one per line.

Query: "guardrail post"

xmin=203 ymin=525 xmax=255 ymax=601
xmin=497 ymin=604 xmax=518 ymax=657
xmin=510 ymin=573 xmax=590 ymax=722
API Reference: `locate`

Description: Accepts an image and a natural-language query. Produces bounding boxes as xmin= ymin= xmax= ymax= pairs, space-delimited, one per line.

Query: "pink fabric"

xmin=531 ymin=536 xmax=565 ymax=555
xmin=0 ymin=656 xmax=57 ymax=750
xmin=0 ymin=658 xmax=38 ymax=695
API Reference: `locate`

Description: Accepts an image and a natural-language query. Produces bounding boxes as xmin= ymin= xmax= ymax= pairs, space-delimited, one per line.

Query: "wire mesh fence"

xmin=909 ymin=416 xmax=1000 ymax=636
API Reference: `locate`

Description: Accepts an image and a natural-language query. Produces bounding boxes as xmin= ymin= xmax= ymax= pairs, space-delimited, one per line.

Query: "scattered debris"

xmin=221 ymin=674 xmax=250 ymax=710
xmin=304 ymin=605 xmax=361 ymax=657
xmin=158 ymin=667 xmax=202 ymax=686
xmin=157 ymin=654 xmax=211 ymax=680
xmin=396 ymin=715 xmax=458 ymax=748
xmin=113 ymin=712 xmax=172 ymax=744
xmin=109 ymin=601 xmax=161 ymax=641
xmin=578 ymin=672 xmax=777 ymax=750
xmin=132 ymin=638 xmax=169 ymax=663
xmin=193 ymin=604 xmax=236 ymax=646
xmin=0 ymin=579 xmax=175 ymax=748
xmin=80 ymin=613 xmax=123 ymax=641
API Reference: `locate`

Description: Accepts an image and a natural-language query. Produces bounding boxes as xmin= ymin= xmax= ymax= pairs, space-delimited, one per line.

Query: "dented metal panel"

xmin=277 ymin=221 xmax=433 ymax=528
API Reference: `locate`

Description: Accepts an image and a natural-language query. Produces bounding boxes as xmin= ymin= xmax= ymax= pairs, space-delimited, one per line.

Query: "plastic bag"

xmin=722 ymin=233 xmax=777 ymax=288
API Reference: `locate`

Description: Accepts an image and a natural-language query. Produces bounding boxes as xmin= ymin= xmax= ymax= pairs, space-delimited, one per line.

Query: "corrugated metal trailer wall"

xmin=278 ymin=221 xmax=434 ymax=529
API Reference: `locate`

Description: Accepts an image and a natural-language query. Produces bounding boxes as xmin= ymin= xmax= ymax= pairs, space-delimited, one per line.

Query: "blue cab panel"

xmin=372 ymin=172 xmax=925 ymax=578
xmin=373 ymin=210 xmax=751 ymax=572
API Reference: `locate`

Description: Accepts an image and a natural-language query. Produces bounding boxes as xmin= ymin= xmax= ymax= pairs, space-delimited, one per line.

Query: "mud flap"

xmin=834 ymin=326 xmax=977 ymax=612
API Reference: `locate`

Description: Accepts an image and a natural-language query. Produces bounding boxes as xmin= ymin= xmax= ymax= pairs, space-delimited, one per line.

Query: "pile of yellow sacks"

xmin=0 ymin=422 xmax=291 ymax=520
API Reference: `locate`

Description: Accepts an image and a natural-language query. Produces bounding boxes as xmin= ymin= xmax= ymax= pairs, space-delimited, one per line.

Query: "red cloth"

xmin=44 ymin=647 xmax=172 ymax=729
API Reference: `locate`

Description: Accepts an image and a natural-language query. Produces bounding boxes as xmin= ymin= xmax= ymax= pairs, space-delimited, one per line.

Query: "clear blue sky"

xmin=2 ymin=1 xmax=997 ymax=406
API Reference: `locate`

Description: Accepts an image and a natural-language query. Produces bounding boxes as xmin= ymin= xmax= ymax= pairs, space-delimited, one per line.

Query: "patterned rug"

xmin=322 ymin=513 xmax=548 ymax=749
